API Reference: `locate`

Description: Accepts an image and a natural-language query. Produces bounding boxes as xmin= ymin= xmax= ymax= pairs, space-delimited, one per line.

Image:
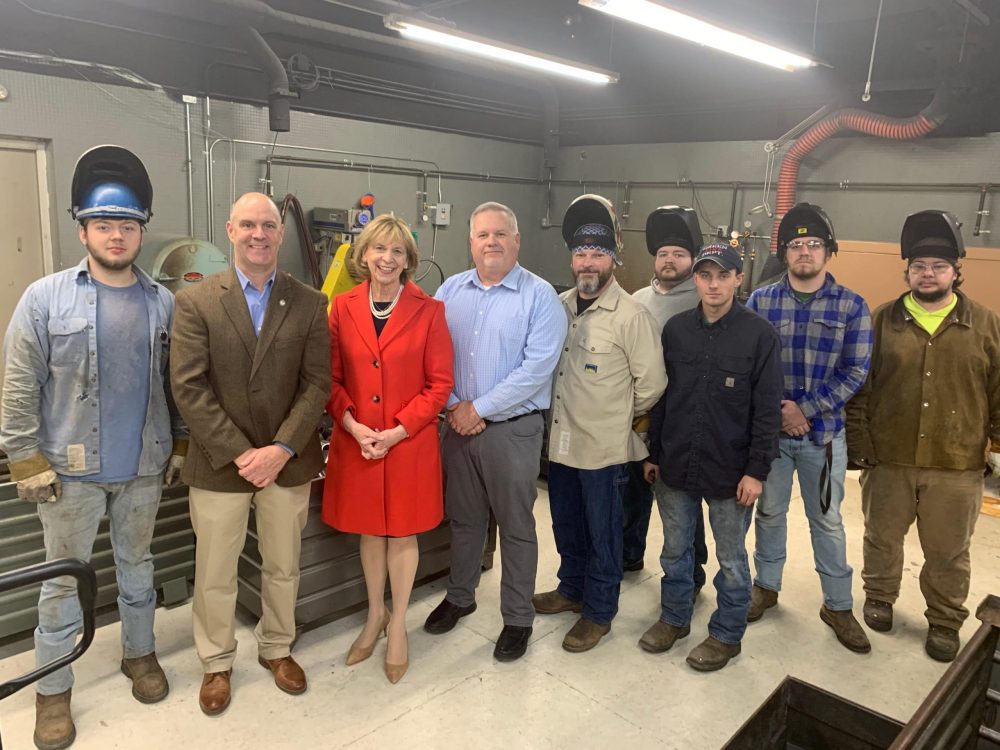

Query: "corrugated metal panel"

xmin=236 ymin=480 xmax=451 ymax=629
xmin=0 ymin=476 xmax=195 ymax=641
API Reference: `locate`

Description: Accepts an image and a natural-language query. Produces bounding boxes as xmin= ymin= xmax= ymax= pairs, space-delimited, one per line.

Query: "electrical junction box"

xmin=312 ymin=207 xmax=351 ymax=232
xmin=429 ymin=203 xmax=452 ymax=227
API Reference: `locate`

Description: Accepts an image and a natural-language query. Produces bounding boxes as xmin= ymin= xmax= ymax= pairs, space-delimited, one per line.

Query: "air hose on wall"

xmin=769 ymin=87 xmax=950 ymax=254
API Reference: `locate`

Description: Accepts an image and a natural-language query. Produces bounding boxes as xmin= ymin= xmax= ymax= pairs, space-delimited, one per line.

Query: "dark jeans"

xmin=547 ymin=461 xmax=628 ymax=625
xmin=623 ymin=460 xmax=708 ymax=588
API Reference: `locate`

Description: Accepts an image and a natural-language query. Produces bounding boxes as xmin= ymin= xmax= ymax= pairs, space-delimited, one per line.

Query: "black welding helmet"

xmin=777 ymin=202 xmax=837 ymax=262
xmin=71 ymin=145 xmax=153 ymax=224
xmin=645 ymin=205 xmax=702 ymax=256
xmin=900 ymin=209 xmax=965 ymax=261
xmin=562 ymin=194 xmax=624 ymax=266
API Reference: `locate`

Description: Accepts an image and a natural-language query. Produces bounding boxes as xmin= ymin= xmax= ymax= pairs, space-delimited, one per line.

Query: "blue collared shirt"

xmin=435 ymin=263 xmax=566 ymax=421
xmin=0 ymin=257 xmax=184 ymax=478
xmin=747 ymin=273 xmax=873 ymax=445
xmin=235 ymin=266 xmax=276 ymax=337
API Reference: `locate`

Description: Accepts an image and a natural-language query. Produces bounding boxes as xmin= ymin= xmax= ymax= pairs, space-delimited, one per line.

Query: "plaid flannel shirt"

xmin=747 ymin=273 xmax=873 ymax=446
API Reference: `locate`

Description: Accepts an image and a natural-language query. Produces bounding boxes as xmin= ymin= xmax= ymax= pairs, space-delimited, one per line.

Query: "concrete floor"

xmin=2 ymin=471 xmax=999 ymax=750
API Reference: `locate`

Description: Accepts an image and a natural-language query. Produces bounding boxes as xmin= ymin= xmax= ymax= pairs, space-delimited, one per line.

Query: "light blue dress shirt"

xmin=434 ymin=263 xmax=566 ymax=421
xmin=234 ymin=265 xmax=292 ymax=456
xmin=235 ymin=266 xmax=276 ymax=337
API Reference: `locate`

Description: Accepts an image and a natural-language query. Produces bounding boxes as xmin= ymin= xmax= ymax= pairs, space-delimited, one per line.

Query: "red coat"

xmin=322 ymin=280 xmax=454 ymax=536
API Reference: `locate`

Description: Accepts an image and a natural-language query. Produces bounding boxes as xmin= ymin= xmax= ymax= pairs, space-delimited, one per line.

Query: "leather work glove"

xmin=17 ymin=469 xmax=62 ymax=504
xmin=163 ymin=454 xmax=185 ymax=487
xmin=988 ymin=451 xmax=1000 ymax=479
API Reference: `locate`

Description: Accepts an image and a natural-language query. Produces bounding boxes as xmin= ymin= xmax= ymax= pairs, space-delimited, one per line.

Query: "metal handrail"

xmin=0 ymin=558 xmax=98 ymax=700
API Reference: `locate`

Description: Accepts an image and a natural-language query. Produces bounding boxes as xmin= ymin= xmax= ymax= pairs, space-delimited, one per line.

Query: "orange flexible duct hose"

xmin=769 ymin=92 xmax=948 ymax=252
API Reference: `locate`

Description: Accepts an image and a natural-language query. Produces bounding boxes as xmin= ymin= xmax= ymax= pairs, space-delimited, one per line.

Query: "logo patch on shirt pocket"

xmin=725 ymin=376 xmax=735 ymax=388
xmin=584 ymin=363 xmax=598 ymax=374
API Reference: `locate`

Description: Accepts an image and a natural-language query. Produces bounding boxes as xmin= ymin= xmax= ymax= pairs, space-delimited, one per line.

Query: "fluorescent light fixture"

xmin=579 ymin=0 xmax=816 ymax=72
xmin=384 ymin=15 xmax=619 ymax=84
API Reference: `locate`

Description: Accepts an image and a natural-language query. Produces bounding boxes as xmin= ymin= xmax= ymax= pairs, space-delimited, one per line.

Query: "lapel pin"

xmin=279 ymin=299 xmax=286 ymax=306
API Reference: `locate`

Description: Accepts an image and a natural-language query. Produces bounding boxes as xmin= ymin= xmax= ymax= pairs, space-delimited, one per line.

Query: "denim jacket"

xmin=1 ymin=258 xmax=186 ymax=480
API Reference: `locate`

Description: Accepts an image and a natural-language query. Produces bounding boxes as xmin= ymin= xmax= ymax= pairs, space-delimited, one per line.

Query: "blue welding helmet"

xmin=71 ymin=145 xmax=152 ymax=224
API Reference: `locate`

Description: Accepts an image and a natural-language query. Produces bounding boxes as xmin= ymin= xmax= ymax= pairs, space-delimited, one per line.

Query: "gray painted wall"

xmin=1 ymin=66 xmax=997 ymax=296
xmin=0 ymin=68 xmax=562 ymax=294
xmin=551 ymin=135 xmax=1000 ymax=292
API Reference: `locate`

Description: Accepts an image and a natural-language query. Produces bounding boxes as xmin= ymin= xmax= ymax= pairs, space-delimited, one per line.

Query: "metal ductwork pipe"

xmin=769 ymin=86 xmax=950 ymax=252
xmin=236 ymin=23 xmax=292 ymax=132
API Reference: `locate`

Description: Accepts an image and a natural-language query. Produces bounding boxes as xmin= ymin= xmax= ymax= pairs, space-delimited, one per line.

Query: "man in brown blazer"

xmin=170 ymin=192 xmax=330 ymax=716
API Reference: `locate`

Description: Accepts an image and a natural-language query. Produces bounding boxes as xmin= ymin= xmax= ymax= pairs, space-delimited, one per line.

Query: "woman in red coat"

xmin=322 ymin=214 xmax=453 ymax=684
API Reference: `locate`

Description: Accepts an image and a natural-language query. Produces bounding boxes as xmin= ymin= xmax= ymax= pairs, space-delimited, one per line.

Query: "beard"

xmin=788 ymin=260 xmax=823 ymax=282
xmin=87 ymin=243 xmax=141 ymax=272
xmin=574 ymin=266 xmax=613 ymax=295
xmin=912 ymin=285 xmax=951 ymax=303
xmin=655 ymin=265 xmax=692 ymax=286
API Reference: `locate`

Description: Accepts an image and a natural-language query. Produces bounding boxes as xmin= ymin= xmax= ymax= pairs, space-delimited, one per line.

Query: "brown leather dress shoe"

xmin=199 ymin=671 xmax=232 ymax=717
xmin=258 ymin=655 xmax=307 ymax=695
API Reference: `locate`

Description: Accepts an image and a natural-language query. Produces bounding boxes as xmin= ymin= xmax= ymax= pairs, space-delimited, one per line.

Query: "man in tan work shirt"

xmin=533 ymin=195 xmax=666 ymax=653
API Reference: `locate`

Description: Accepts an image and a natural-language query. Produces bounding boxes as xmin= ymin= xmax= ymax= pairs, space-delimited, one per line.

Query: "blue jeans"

xmin=35 ymin=475 xmax=162 ymax=694
xmin=753 ymin=433 xmax=853 ymax=611
xmin=623 ymin=461 xmax=708 ymax=587
xmin=547 ymin=462 xmax=628 ymax=625
xmin=656 ymin=482 xmax=753 ymax=644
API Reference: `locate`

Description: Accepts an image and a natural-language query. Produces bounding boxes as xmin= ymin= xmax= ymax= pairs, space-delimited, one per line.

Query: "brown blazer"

xmin=170 ymin=268 xmax=331 ymax=491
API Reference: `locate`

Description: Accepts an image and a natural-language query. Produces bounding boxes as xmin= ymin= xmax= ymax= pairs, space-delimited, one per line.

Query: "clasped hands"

xmin=781 ymin=399 xmax=810 ymax=437
xmin=235 ymin=445 xmax=291 ymax=488
xmin=342 ymin=412 xmax=407 ymax=460
xmin=446 ymin=400 xmax=485 ymax=436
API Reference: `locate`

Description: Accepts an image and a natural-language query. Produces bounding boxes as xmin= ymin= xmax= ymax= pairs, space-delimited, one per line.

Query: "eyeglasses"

xmin=908 ymin=262 xmax=953 ymax=275
xmin=786 ymin=239 xmax=825 ymax=251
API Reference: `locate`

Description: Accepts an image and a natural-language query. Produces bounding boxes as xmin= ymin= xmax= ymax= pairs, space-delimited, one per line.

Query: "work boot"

xmin=925 ymin=625 xmax=960 ymax=663
xmin=863 ymin=598 xmax=893 ymax=632
xmin=34 ymin=689 xmax=75 ymax=750
xmin=686 ymin=636 xmax=741 ymax=672
xmin=819 ymin=606 xmax=872 ymax=653
xmin=121 ymin=653 xmax=169 ymax=703
xmin=746 ymin=585 xmax=778 ymax=622
xmin=638 ymin=621 xmax=690 ymax=653
xmin=532 ymin=590 xmax=583 ymax=615
xmin=562 ymin=617 xmax=611 ymax=652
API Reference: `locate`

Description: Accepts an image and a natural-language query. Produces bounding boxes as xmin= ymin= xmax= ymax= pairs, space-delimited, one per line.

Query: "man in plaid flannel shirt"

xmin=745 ymin=203 xmax=874 ymax=653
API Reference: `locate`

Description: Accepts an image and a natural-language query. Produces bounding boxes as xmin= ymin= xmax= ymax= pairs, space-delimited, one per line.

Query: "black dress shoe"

xmin=424 ymin=598 xmax=477 ymax=634
xmin=494 ymin=625 xmax=532 ymax=662
xmin=623 ymin=559 xmax=644 ymax=572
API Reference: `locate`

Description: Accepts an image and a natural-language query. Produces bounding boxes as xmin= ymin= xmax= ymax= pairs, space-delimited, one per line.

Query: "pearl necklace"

xmin=369 ymin=283 xmax=403 ymax=320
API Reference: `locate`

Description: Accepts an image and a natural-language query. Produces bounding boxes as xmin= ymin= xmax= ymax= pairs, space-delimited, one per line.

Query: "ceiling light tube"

xmin=384 ymin=15 xmax=619 ymax=84
xmin=579 ymin=0 xmax=817 ymax=72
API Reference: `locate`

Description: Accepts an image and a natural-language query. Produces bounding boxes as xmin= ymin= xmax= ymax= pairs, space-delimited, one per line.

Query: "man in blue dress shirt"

xmin=424 ymin=202 xmax=566 ymax=662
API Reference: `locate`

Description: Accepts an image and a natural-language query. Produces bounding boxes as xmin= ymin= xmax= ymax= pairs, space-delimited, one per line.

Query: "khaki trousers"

xmin=860 ymin=463 xmax=982 ymax=629
xmin=189 ymin=482 xmax=311 ymax=672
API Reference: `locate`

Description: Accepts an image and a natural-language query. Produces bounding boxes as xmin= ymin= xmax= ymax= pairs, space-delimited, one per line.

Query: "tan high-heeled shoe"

xmin=384 ymin=630 xmax=408 ymax=684
xmin=346 ymin=609 xmax=391 ymax=666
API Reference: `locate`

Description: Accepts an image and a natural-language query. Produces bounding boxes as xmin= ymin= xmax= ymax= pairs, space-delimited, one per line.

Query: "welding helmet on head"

xmin=71 ymin=145 xmax=152 ymax=224
xmin=645 ymin=205 xmax=702 ymax=256
xmin=776 ymin=202 xmax=837 ymax=262
xmin=900 ymin=209 xmax=965 ymax=261
xmin=562 ymin=194 xmax=624 ymax=266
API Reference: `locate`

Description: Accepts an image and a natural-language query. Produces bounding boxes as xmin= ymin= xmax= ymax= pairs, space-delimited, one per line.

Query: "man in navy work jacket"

xmin=641 ymin=242 xmax=782 ymax=672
